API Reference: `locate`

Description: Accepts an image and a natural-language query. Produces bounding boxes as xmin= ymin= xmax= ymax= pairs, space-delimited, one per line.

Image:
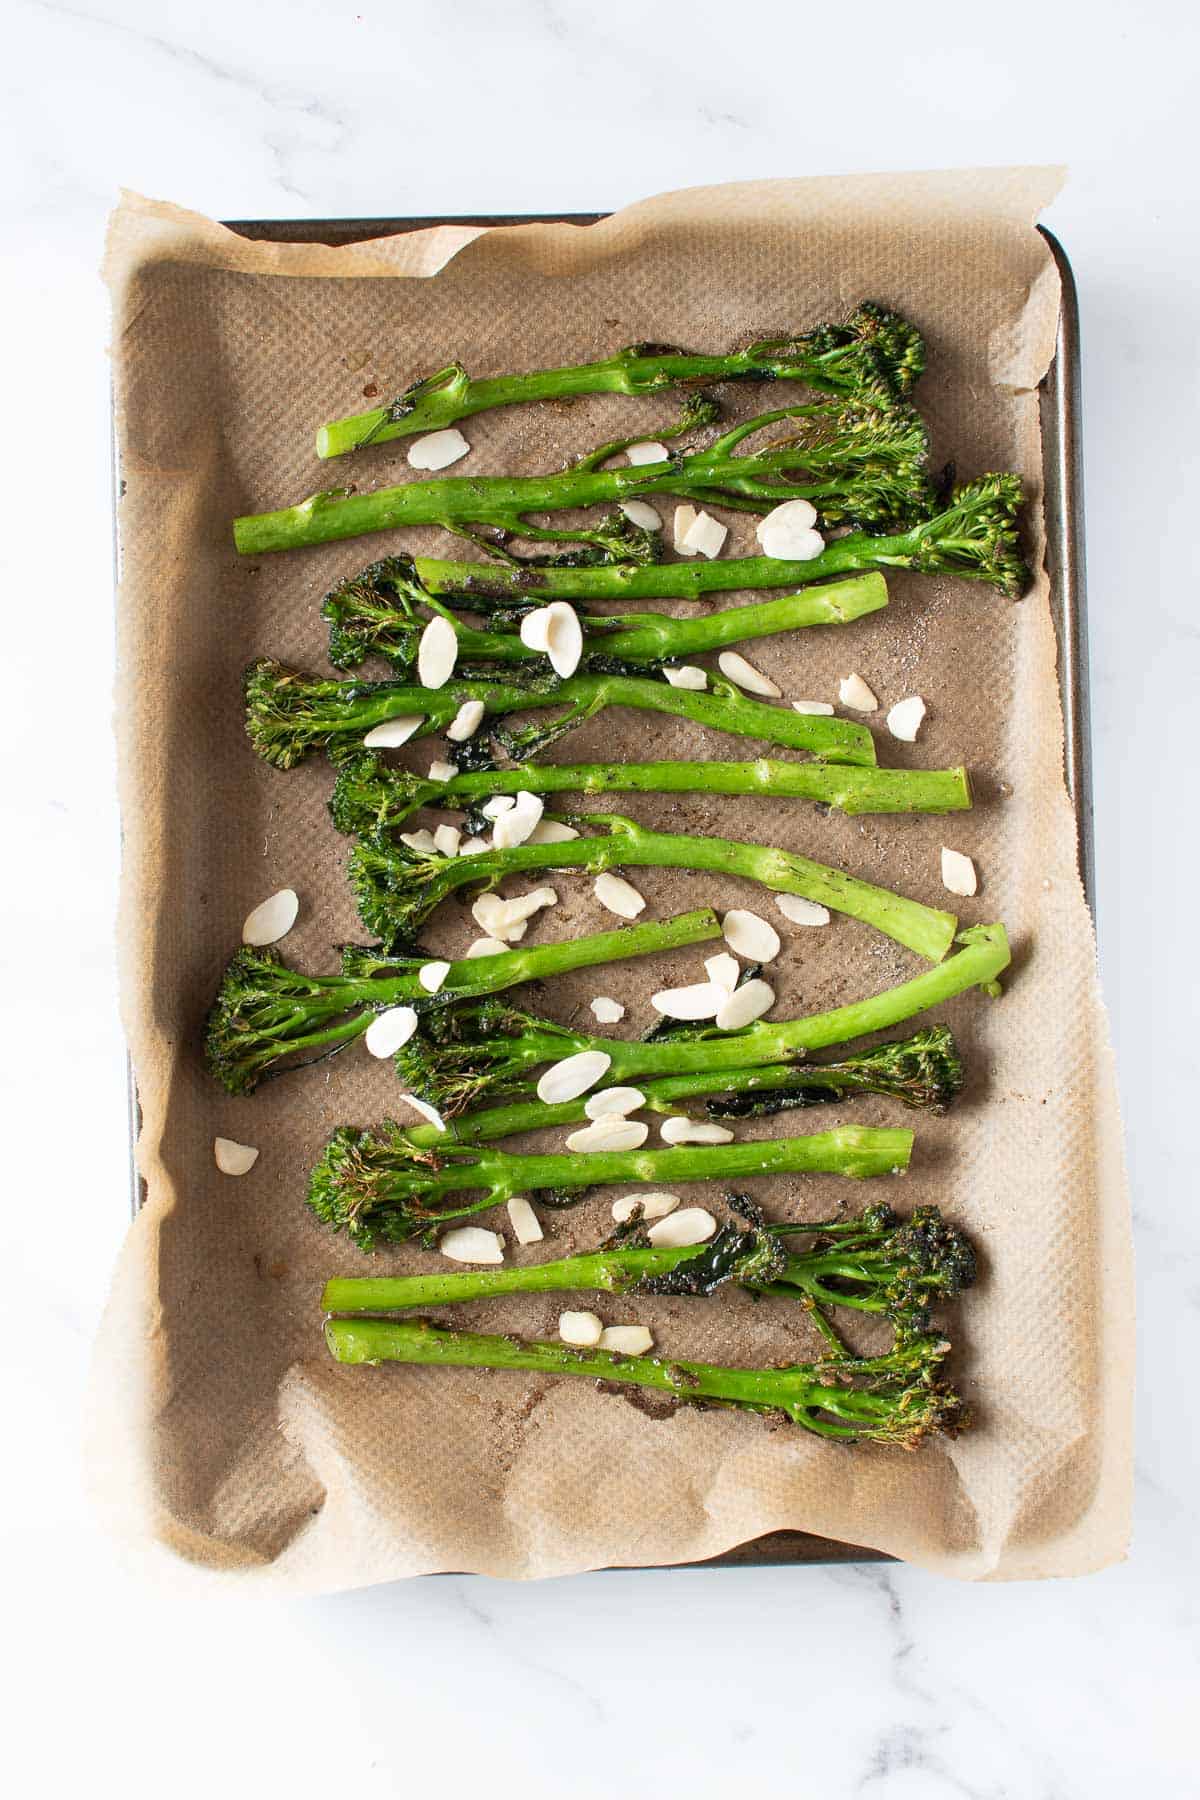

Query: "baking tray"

xmin=120 ymin=215 xmax=1090 ymax=1572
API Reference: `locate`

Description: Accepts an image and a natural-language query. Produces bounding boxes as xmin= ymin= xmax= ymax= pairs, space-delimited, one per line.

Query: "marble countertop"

xmin=5 ymin=2 xmax=1197 ymax=1793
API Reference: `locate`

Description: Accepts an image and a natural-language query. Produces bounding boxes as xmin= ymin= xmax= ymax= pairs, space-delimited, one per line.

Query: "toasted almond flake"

xmin=417 ymin=614 xmax=458 ymax=689
xmin=364 ymin=1006 xmax=419 ymax=1058
xmin=213 ymin=1137 xmax=259 ymax=1176
xmin=791 ymin=699 xmax=835 ymax=715
xmin=611 ymin=1191 xmax=679 ymax=1224
xmin=428 ymin=759 xmax=457 ymax=782
xmin=716 ymin=978 xmax=775 ymax=1031
xmin=446 ymin=699 xmax=485 ymax=742
xmin=584 ymin=1086 xmax=646 ymax=1119
xmin=625 ymin=441 xmax=667 ymax=466
xmin=941 ymin=847 xmax=978 ymax=897
xmin=722 ymin=909 xmax=781 ymax=964
xmin=242 ymin=887 xmax=299 ymax=947
xmin=519 ymin=606 xmax=554 ymax=653
xmin=681 ymin=510 xmax=728 ymax=559
xmin=398 ymin=1094 xmax=446 ymax=1132
xmin=481 ymin=794 xmax=516 ymax=819
xmin=718 ymin=651 xmax=781 ymax=697
xmin=599 ymin=1325 xmax=654 ymax=1355
xmin=593 ymin=872 xmax=645 ymax=919
xmin=756 ymin=499 xmax=824 ymax=561
xmin=660 ymin=1116 xmax=735 ymax=1145
xmin=651 ymin=981 xmax=724 ymax=1021
xmin=417 ymin=960 xmax=451 ymax=994
xmin=838 ymin=672 xmax=878 ymax=712
xmin=507 ymin=1196 xmax=543 ymax=1245
xmin=673 ymin=504 xmax=699 ymax=552
xmin=407 ymin=427 xmax=471 ymax=471
xmin=458 ymin=837 xmax=491 ymax=856
xmin=433 ymin=824 xmax=461 ymax=857
xmin=537 ymin=1050 xmax=613 ymax=1105
xmin=399 ymin=829 xmax=437 ymax=854
xmin=775 ymin=894 xmax=831 ymax=927
xmin=565 ymin=1117 xmax=650 ymax=1153
xmin=648 ymin=1207 xmax=717 ymax=1248
xmin=704 ymin=952 xmax=740 ymax=991
xmin=526 ymin=819 xmax=580 ymax=844
xmin=886 ymin=695 xmax=927 ymax=742
xmin=465 ymin=936 xmax=509 ymax=957
xmin=620 ymin=499 xmax=662 ymax=531
xmin=493 ymin=791 xmax=545 ymax=849
xmin=363 ymin=715 xmax=423 ymax=748
xmin=663 ymin=664 xmax=708 ymax=690
xmin=544 ymin=602 xmax=583 ymax=679
xmin=590 ymin=995 xmax=625 ymax=1023
xmin=440 ymin=1226 xmax=504 ymax=1265
xmin=559 ymin=1310 xmax=604 ymax=1345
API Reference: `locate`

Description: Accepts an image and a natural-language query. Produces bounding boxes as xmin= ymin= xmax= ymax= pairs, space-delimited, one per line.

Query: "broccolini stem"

xmin=349 ymin=814 xmax=958 ymax=962
xmin=322 ymin=1317 xmax=962 ymax=1445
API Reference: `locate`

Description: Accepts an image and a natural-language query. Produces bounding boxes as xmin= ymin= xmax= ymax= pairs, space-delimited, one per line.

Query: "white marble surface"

xmin=4 ymin=1 xmax=1198 ymax=1793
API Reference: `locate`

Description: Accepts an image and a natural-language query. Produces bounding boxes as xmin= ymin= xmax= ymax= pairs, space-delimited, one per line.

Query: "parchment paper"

xmin=91 ymin=170 xmax=1133 ymax=1586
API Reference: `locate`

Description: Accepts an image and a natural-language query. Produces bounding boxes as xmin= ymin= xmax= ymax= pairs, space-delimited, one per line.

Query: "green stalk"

xmin=315 ymin=307 xmax=925 ymax=456
xmin=204 ymin=907 xmax=721 ymax=1097
xmin=331 ymin=751 xmax=970 ymax=835
xmin=244 ymin=659 xmax=876 ymax=770
xmin=307 ymin=1124 xmax=913 ymax=1248
xmin=394 ymin=924 xmax=1010 ymax=1115
xmin=323 ymin=564 xmax=888 ymax=673
xmin=322 ymin=1317 xmax=963 ymax=1445
xmin=234 ymin=398 xmax=933 ymax=555
xmin=349 ymin=813 xmax=958 ymax=962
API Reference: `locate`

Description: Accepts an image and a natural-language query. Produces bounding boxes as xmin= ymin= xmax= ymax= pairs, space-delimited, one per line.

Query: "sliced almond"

xmin=493 ymin=886 xmax=558 ymax=931
xmin=433 ymin=824 xmax=461 ymax=857
xmin=660 ymin=1116 xmax=734 ymax=1145
xmin=363 ymin=715 xmax=423 ymax=748
xmin=213 ymin=1137 xmax=259 ymax=1177
xmin=440 ymin=1226 xmax=504 ymax=1265
xmin=590 ymin=995 xmax=625 ymax=1023
xmin=941 ymin=847 xmax=978 ymax=897
xmin=544 ymin=602 xmax=583 ymax=679
xmin=647 ymin=1207 xmax=717 ymax=1248
xmin=886 ymin=695 xmax=927 ymax=743
xmin=593 ymin=872 xmax=645 ymax=919
xmin=721 ymin=909 xmax=781 ymax=964
xmin=584 ymin=1087 xmax=646 ymax=1119
xmin=838 ymin=673 xmax=878 ymax=712
xmin=620 ymin=499 xmax=662 ymax=531
xmin=407 ymin=427 xmax=471 ymax=471
xmin=663 ymin=664 xmax=708 ymax=690
xmin=791 ymin=699 xmax=835 ymax=716
xmin=565 ymin=1118 xmax=650 ymax=1153
xmin=776 ymin=894 xmax=831 ymax=927
xmin=242 ymin=887 xmax=299 ymax=947
xmin=482 ymin=794 xmax=516 ymax=819
xmin=364 ymin=1006 xmax=418 ymax=1058
xmin=704 ymin=952 xmax=740 ymax=991
xmin=465 ymin=936 xmax=510 ymax=958
xmin=417 ymin=960 xmax=451 ymax=994
xmin=599 ymin=1325 xmax=654 ymax=1355
xmin=625 ymin=441 xmax=667 ymax=466
xmin=417 ymin=614 xmax=458 ymax=689
xmin=492 ymin=791 xmax=545 ymax=850
xmin=458 ymin=837 xmax=491 ymax=856
xmin=756 ymin=496 xmax=817 ymax=535
xmin=681 ymin=510 xmax=729 ymax=559
xmin=536 ymin=1049 xmax=613 ymax=1105
xmin=399 ymin=829 xmax=438 ymax=854
xmin=446 ymin=699 xmax=485 ymax=742
xmin=428 ymin=759 xmax=457 ymax=782
xmin=519 ymin=607 xmax=554 ymax=653
xmin=611 ymin=1191 xmax=679 ymax=1224
xmin=718 ymin=651 xmax=781 ymax=697
xmin=756 ymin=499 xmax=824 ymax=561
xmin=673 ymin=504 xmax=699 ymax=552
xmin=527 ymin=819 xmax=580 ymax=845
xmin=507 ymin=1195 xmax=543 ymax=1245
xmin=559 ymin=1310 xmax=604 ymax=1346
xmin=716 ymin=978 xmax=775 ymax=1031
xmin=398 ymin=1094 xmax=446 ymax=1132
xmin=651 ymin=981 xmax=723 ymax=1020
